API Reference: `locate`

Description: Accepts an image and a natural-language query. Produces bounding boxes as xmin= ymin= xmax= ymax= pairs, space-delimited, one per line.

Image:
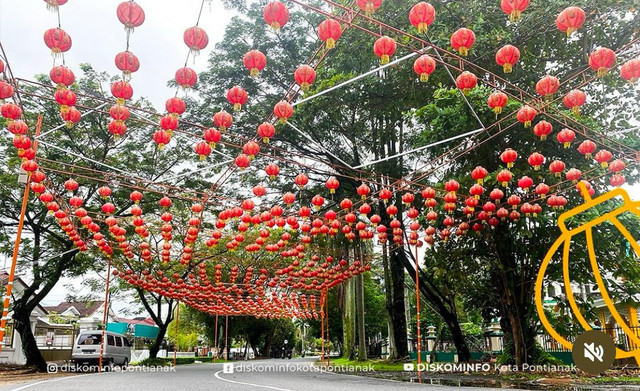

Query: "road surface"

xmin=0 ymin=357 xmax=537 ymax=391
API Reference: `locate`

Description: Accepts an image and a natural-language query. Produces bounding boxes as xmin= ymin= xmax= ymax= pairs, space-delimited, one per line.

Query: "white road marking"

xmin=214 ymin=369 xmax=296 ymax=391
xmin=8 ymin=373 xmax=97 ymax=391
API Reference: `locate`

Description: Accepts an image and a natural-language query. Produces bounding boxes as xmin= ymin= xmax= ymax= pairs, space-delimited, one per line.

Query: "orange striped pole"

xmin=0 ymin=115 xmax=42 ymax=353
xmin=98 ymin=255 xmax=112 ymax=372
xmin=415 ymin=244 xmax=422 ymax=383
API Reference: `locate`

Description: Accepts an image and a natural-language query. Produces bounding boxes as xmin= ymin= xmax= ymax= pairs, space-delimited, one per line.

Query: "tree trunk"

xmin=356 ymin=273 xmax=366 ymax=361
xmin=149 ymin=323 xmax=168 ymax=359
xmin=382 ymin=242 xmax=397 ymax=358
xmin=343 ymin=264 xmax=356 ymax=360
xmin=12 ymin=309 xmax=46 ymax=371
xmin=389 ymin=247 xmax=409 ymax=358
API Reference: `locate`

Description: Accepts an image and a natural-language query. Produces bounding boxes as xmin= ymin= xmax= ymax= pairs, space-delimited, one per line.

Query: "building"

xmin=43 ymin=300 xmax=120 ymax=330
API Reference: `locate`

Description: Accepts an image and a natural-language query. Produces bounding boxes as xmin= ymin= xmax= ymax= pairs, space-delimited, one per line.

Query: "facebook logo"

xmin=223 ymin=363 xmax=234 ymax=373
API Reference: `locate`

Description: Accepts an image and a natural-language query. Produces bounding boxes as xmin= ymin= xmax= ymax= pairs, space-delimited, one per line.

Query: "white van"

xmin=71 ymin=330 xmax=131 ymax=369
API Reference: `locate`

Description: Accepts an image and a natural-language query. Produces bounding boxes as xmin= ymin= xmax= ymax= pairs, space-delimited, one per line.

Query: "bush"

xmin=135 ymin=357 xmax=204 ymax=366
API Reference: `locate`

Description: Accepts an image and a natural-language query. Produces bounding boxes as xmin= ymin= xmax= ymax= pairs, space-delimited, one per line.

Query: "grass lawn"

xmin=319 ymin=357 xmax=408 ymax=371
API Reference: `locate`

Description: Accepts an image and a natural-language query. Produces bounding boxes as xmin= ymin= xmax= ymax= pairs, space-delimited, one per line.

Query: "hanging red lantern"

xmin=184 ymin=26 xmax=209 ymax=56
xmin=357 ymin=0 xmax=382 ymax=16
xmin=242 ymin=141 xmax=260 ymax=159
xmin=556 ymin=6 xmax=585 ymax=37
xmin=594 ymin=149 xmax=612 ymax=168
xmin=209 ymin=110 xmax=232 ymax=132
xmin=409 ymin=2 xmax=436 ymax=33
xmin=153 ymin=130 xmax=171 ymax=149
xmin=500 ymin=148 xmax=518 ymax=168
xmin=21 ymin=160 xmax=38 ymax=174
xmin=589 ymin=47 xmax=616 ymax=77
xmin=577 ymin=140 xmax=596 ymax=158
xmin=227 ymin=86 xmax=248 ymax=111
xmin=263 ymin=1 xmax=289 ymax=30
xmin=500 ymin=0 xmax=529 ymax=22
xmin=610 ymin=174 xmax=626 ymax=187
xmin=549 ymin=160 xmax=565 ymax=177
xmin=235 ymin=154 xmax=251 ymax=170
xmin=373 ymin=36 xmax=396 ymax=65
xmin=243 ymin=50 xmax=267 ymax=77
xmin=61 ymin=106 xmax=81 ymax=128
xmin=620 ymin=59 xmax=640 ymax=83
xmin=13 ymin=136 xmax=32 ymax=153
xmin=487 ymin=91 xmax=508 ymax=115
xmin=111 ymin=81 xmax=133 ymax=105
xmin=311 ymin=195 xmax=325 ymax=210
xmin=470 ymin=166 xmax=488 ymax=185
xmin=413 ymin=54 xmax=436 ymax=82
xmin=253 ymin=185 xmax=267 ymax=198
xmin=108 ymin=121 xmax=127 ymax=137
xmin=160 ymin=115 xmax=178 ymax=134
xmin=535 ymin=75 xmax=559 ymax=98
xmin=518 ymin=176 xmax=533 ymax=192
xmin=495 ymin=45 xmax=520 ymax=73
xmin=563 ymin=89 xmax=586 ymax=116
xmin=50 ymin=65 xmax=75 ymax=89
xmin=556 ymin=128 xmax=575 ymax=148
xmin=130 ymin=190 xmax=142 ymax=203
xmin=294 ymin=65 xmax=316 ymax=91
xmin=528 ymin=152 xmax=545 ymax=170
xmin=194 ymin=141 xmax=211 ymax=160
xmin=258 ymin=122 xmax=276 ymax=143
xmin=64 ymin=178 xmax=78 ymax=193
xmin=54 ymin=89 xmax=76 ymax=113
xmin=273 ymin=101 xmax=293 ymax=124
xmin=166 ymin=97 xmax=186 ymax=118
xmin=456 ymin=71 xmax=477 ymax=95
xmin=450 ymin=28 xmax=475 ymax=56
xmin=535 ymin=183 xmax=550 ymax=198
xmin=175 ymin=67 xmax=197 ymax=89
xmin=496 ymin=170 xmax=512 ymax=187
xmin=357 ymin=184 xmax=370 ymax=199
xmin=295 ymin=173 xmax=310 ymax=189
xmin=0 ymin=81 xmax=14 ymax=102
xmin=43 ymin=28 xmax=72 ymax=55
xmin=8 ymin=120 xmax=28 ymax=135
xmin=203 ymin=128 xmax=221 ymax=147
xmin=115 ymin=51 xmax=140 ymax=80
xmin=326 ymin=177 xmax=340 ymax=194
xmin=566 ymin=168 xmax=581 ymax=182
xmin=117 ymin=1 xmax=145 ymax=32
xmin=516 ymin=105 xmax=537 ymax=127
xmin=533 ymin=120 xmax=553 ymax=141
xmin=609 ymin=159 xmax=626 ymax=173
xmin=318 ymin=19 xmax=342 ymax=49
xmin=109 ymin=105 xmax=130 ymax=123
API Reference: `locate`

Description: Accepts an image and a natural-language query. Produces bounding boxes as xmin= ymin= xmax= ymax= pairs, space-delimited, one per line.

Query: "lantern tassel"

xmin=503 ymin=63 xmax=513 ymax=73
xmin=326 ymin=38 xmax=335 ymax=49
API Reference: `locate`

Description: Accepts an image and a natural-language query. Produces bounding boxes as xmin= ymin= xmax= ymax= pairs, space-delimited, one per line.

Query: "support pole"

xmin=326 ymin=290 xmax=330 ymax=366
xmin=173 ymin=302 xmax=180 ymax=366
xmin=99 ymin=255 xmax=113 ymax=372
xmin=414 ymin=245 xmax=422 ymax=383
xmin=0 ymin=115 xmax=42 ymax=352
xmin=224 ymin=315 xmax=228 ymax=361
xmin=214 ymin=313 xmax=219 ymax=361
xmin=320 ymin=292 xmax=325 ymax=364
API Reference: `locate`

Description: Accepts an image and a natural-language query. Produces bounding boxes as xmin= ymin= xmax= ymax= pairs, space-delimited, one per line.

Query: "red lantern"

xmin=518 ymin=176 xmax=533 ymax=192
xmin=594 ymin=149 xmax=612 ymax=168
xmin=235 ymin=154 xmax=251 ymax=170
xmin=413 ymin=55 xmax=436 ymax=82
xmin=535 ymin=75 xmax=559 ymax=98
xmin=117 ymin=1 xmax=145 ymax=31
xmin=533 ymin=120 xmax=553 ymax=141
xmin=227 ymin=86 xmax=248 ymax=111
xmin=194 ymin=141 xmax=211 ymax=160
xmin=273 ymin=101 xmax=293 ymax=124
xmin=495 ymin=45 xmax=520 ymax=73
xmin=456 ymin=71 xmax=477 ymax=95
xmin=54 ymin=89 xmax=76 ymax=113
xmin=556 ymin=6 xmax=585 ymax=37
xmin=487 ymin=91 xmax=508 ymax=115
xmin=49 ymin=66 xmax=74 ymax=90
xmin=61 ymin=106 xmax=81 ymax=128
xmin=326 ymin=177 xmax=340 ymax=194
xmin=516 ymin=105 xmax=537 ymax=127
xmin=577 ymin=140 xmax=596 ymax=158
xmin=203 ymin=128 xmax=221 ymax=147
xmin=295 ymin=173 xmax=309 ymax=188
xmin=563 ymin=89 xmax=586 ymax=116
xmin=263 ymin=1 xmax=289 ymax=30
xmin=8 ymin=120 xmax=28 ymax=135
xmin=609 ymin=159 xmax=626 ymax=173
xmin=64 ymin=178 xmax=78 ymax=193
xmin=253 ymin=185 xmax=267 ymax=198
xmin=500 ymin=148 xmax=518 ymax=168
xmin=108 ymin=121 xmax=127 ymax=137
xmin=175 ymin=67 xmax=197 ymax=89
xmin=130 ymin=190 xmax=142 ymax=203
xmin=535 ymin=183 xmax=550 ymax=198
xmin=470 ymin=166 xmax=488 ymax=185
xmin=556 ymin=128 xmax=575 ymax=148
xmin=44 ymin=0 xmax=67 ymax=11
xmin=409 ymin=2 xmax=436 ymax=34
xmin=610 ymin=174 xmax=626 ymax=187
xmin=500 ymin=0 xmax=529 ymax=22
xmin=311 ymin=195 xmax=325 ymax=210
xmin=184 ymin=27 xmax=209 ymax=56
xmin=258 ymin=122 xmax=276 ymax=143
xmin=43 ymin=28 xmax=71 ymax=55
xmin=21 ymin=160 xmax=38 ymax=174
xmin=527 ymin=152 xmax=545 ymax=170
xmin=496 ymin=170 xmax=512 ymax=187
xmin=373 ymin=36 xmax=396 ymax=65
xmin=242 ymin=141 xmax=260 ymax=159
xmin=243 ymin=50 xmax=267 ymax=77
xmin=549 ymin=160 xmax=565 ymax=177
xmin=566 ymin=168 xmax=581 ymax=182
xmin=318 ymin=19 xmax=342 ymax=49
xmin=109 ymin=105 xmax=130 ymax=122
xmin=620 ymin=59 xmax=640 ymax=83
xmin=153 ymin=130 xmax=171 ymax=149
xmin=356 ymin=0 xmax=382 ymax=16
xmin=450 ymin=28 xmax=475 ymax=56
xmin=111 ymin=81 xmax=133 ymax=105
xmin=357 ymin=184 xmax=370 ymax=199
xmin=212 ymin=110 xmax=233 ymax=131
xmin=589 ymin=47 xmax=616 ymax=77
xmin=166 ymin=97 xmax=186 ymax=118
xmin=294 ymin=65 xmax=316 ymax=91
xmin=115 ymin=51 xmax=140 ymax=79
xmin=0 ymin=81 xmax=14 ymax=102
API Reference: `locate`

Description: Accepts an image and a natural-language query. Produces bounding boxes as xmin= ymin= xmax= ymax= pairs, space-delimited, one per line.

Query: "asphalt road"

xmin=0 ymin=358 xmax=516 ymax=391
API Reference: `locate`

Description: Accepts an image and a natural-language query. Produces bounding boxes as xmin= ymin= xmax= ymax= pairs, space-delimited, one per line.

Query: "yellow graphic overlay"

xmin=535 ymin=182 xmax=640 ymax=361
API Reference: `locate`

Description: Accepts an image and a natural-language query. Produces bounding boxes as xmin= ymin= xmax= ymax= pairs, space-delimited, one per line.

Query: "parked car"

xmin=71 ymin=330 xmax=131 ymax=369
